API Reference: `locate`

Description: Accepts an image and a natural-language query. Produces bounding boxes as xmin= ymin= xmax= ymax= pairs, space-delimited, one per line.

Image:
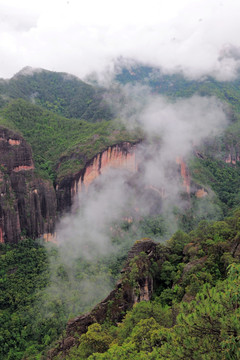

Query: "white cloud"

xmin=0 ymin=0 xmax=240 ymax=80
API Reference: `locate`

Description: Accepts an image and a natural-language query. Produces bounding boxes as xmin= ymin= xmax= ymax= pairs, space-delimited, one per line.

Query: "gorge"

xmin=0 ymin=126 xmax=205 ymax=244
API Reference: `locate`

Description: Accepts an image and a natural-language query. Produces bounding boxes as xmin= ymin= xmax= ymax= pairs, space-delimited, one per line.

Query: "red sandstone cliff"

xmin=0 ymin=127 xmax=201 ymax=243
xmin=56 ymin=142 xmax=138 ymax=214
xmin=0 ymin=127 xmax=56 ymax=243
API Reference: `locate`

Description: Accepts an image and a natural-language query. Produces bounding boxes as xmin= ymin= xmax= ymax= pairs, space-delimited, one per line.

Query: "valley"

xmin=0 ymin=64 xmax=239 ymax=359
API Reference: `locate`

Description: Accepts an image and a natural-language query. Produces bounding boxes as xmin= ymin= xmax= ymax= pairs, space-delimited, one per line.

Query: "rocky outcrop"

xmin=0 ymin=126 xmax=203 ymax=243
xmin=48 ymin=239 xmax=160 ymax=359
xmin=0 ymin=135 xmax=139 ymax=242
xmin=0 ymin=127 xmax=56 ymax=243
xmin=224 ymin=144 xmax=240 ymax=165
xmin=56 ymin=142 xmax=138 ymax=214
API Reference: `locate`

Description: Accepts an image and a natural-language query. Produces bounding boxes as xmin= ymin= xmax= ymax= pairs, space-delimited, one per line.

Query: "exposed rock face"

xmin=224 ymin=144 xmax=240 ymax=164
xmin=195 ymin=188 xmax=208 ymax=198
xmin=48 ymin=239 xmax=160 ymax=359
xmin=176 ymin=156 xmax=191 ymax=194
xmin=56 ymin=142 xmax=137 ymax=214
xmin=0 ymin=127 xmax=203 ymax=243
xmin=0 ymin=127 xmax=56 ymax=243
xmin=0 ymin=136 xmax=139 ymax=242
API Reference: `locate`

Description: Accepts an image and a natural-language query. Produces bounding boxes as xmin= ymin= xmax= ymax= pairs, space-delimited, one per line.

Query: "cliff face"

xmin=56 ymin=142 xmax=137 ymax=214
xmin=0 ymin=135 xmax=138 ymax=243
xmin=224 ymin=144 xmax=240 ymax=164
xmin=0 ymin=128 xmax=203 ymax=243
xmin=0 ymin=127 xmax=56 ymax=243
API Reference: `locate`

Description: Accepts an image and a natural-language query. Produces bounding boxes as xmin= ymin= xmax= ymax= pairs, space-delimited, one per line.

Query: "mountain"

xmin=115 ymin=62 xmax=240 ymax=214
xmin=115 ymin=61 xmax=240 ymax=116
xmin=49 ymin=215 xmax=240 ymax=359
xmin=0 ymin=67 xmax=113 ymax=122
xmin=0 ymin=69 xmax=142 ymax=242
xmin=0 ymin=64 xmax=240 ymax=359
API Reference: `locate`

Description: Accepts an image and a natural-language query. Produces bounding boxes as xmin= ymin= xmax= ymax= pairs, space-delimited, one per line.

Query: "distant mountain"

xmin=115 ymin=61 xmax=240 ymax=117
xmin=0 ymin=67 xmax=113 ymax=122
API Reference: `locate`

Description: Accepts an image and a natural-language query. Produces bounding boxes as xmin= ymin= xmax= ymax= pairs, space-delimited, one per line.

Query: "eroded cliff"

xmin=0 ymin=127 xmax=56 ymax=243
xmin=0 ymin=126 xmax=204 ymax=243
xmin=56 ymin=142 xmax=138 ymax=214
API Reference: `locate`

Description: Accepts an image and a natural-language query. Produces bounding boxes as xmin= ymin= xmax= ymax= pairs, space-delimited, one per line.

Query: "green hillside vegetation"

xmin=0 ymin=68 xmax=112 ymax=122
xmin=0 ymin=209 xmax=239 ymax=359
xmin=65 ymin=210 xmax=240 ymax=360
xmin=116 ymin=63 xmax=240 ymax=219
xmin=116 ymin=64 xmax=240 ymax=116
xmin=1 ymin=66 xmax=240 ymax=359
xmin=0 ymin=99 xmax=142 ymax=181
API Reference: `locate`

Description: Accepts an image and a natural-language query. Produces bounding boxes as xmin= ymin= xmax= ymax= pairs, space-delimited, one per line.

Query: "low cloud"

xmin=39 ymin=86 xmax=229 ymax=320
xmin=1 ymin=0 xmax=240 ymax=81
xmin=53 ymin=92 xmax=228 ymax=262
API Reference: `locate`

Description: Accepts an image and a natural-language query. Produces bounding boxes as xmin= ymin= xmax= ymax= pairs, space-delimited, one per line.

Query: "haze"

xmin=0 ymin=0 xmax=240 ymax=80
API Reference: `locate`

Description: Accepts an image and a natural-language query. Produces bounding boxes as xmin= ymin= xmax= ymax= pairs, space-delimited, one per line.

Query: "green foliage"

xmin=166 ymin=230 xmax=190 ymax=255
xmin=85 ymin=264 xmax=240 ymax=360
xmin=67 ymin=323 xmax=113 ymax=359
xmin=117 ymin=301 xmax=171 ymax=344
xmin=139 ymin=215 xmax=167 ymax=238
xmin=116 ymin=63 xmax=240 ymax=114
xmin=0 ymin=68 xmax=113 ymax=121
xmin=157 ymin=264 xmax=240 ymax=359
xmin=0 ymin=99 xmax=142 ymax=180
xmin=2 ymin=210 xmax=240 ymax=359
xmin=190 ymin=157 xmax=240 ymax=211
xmin=0 ymin=239 xmax=51 ymax=359
xmin=2 ymin=65 xmax=240 ymax=360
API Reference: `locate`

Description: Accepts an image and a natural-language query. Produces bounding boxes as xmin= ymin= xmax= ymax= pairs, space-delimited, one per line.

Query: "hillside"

xmin=1 ymin=210 xmax=239 ymax=360
xmin=0 ymin=65 xmax=240 ymax=359
xmin=0 ymin=99 xmax=141 ymax=182
xmin=57 ymin=210 xmax=240 ymax=359
xmin=115 ymin=62 xmax=240 ymax=116
xmin=0 ymin=67 xmax=112 ymax=122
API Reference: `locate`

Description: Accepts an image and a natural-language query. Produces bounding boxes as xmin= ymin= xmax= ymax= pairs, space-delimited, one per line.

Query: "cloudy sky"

xmin=0 ymin=0 xmax=240 ymax=80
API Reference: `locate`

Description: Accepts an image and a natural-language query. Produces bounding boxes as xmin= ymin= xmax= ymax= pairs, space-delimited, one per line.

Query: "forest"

xmin=0 ymin=64 xmax=240 ymax=359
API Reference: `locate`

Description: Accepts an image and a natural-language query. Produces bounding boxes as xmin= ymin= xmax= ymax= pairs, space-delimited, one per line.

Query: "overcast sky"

xmin=0 ymin=0 xmax=240 ymax=80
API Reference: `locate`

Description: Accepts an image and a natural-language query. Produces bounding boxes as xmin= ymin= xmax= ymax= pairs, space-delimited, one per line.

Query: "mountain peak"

xmin=13 ymin=66 xmax=44 ymax=78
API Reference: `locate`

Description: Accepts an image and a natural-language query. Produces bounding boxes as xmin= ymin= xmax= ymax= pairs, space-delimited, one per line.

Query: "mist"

xmin=38 ymin=87 xmax=229 ymax=321
xmin=1 ymin=0 xmax=240 ymax=81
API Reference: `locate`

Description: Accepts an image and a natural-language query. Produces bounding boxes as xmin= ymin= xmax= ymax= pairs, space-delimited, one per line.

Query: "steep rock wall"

xmin=0 ymin=127 xmax=56 ymax=243
xmin=0 ymin=127 xmax=202 ymax=243
xmin=56 ymin=142 xmax=137 ymax=214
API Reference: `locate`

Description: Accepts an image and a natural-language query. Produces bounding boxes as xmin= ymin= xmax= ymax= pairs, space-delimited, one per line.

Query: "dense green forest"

xmin=0 ymin=64 xmax=240 ymax=359
xmin=64 ymin=209 xmax=240 ymax=360
xmin=116 ymin=64 xmax=240 ymax=115
xmin=1 ymin=209 xmax=239 ymax=359
xmin=0 ymin=68 xmax=112 ymax=122
xmin=0 ymin=99 xmax=142 ymax=181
